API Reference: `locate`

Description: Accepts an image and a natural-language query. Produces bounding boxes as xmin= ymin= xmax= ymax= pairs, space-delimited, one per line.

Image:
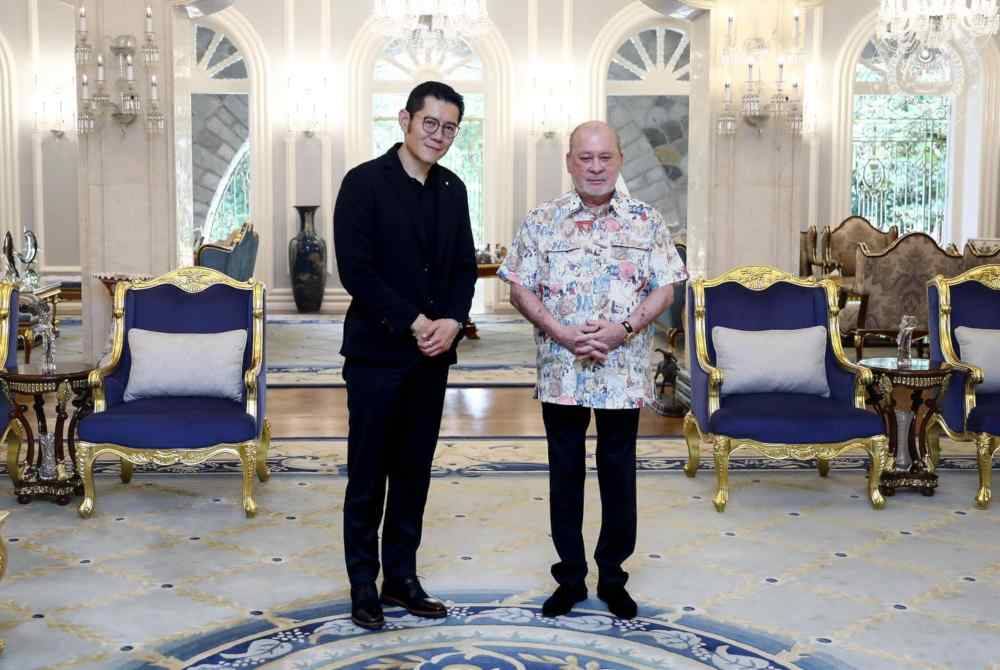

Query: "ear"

xmin=398 ymin=109 xmax=410 ymax=134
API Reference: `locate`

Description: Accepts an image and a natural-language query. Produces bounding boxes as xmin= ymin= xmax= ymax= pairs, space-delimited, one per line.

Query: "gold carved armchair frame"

xmin=0 ymin=283 xmax=29 ymax=492
xmin=76 ymin=267 xmax=270 ymax=519
xmin=926 ymin=266 xmax=1000 ymax=509
xmin=682 ymin=267 xmax=890 ymax=512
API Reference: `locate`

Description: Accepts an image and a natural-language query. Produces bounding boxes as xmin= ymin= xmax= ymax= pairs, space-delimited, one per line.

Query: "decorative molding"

xmin=0 ymin=29 xmax=21 ymax=243
xmin=586 ymin=1 xmax=669 ymax=121
xmin=268 ymin=287 xmax=351 ymax=312
xmin=201 ymin=7 xmax=275 ymax=292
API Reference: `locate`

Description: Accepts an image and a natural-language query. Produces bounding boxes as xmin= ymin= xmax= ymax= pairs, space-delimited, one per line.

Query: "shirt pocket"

xmin=608 ymin=238 xmax=652 ymax=316
xmin=542 ymin=242 xmax=584 ymax=290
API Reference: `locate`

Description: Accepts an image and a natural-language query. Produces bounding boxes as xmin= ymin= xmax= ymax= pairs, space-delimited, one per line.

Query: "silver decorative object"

xmin=894 ymin=409 xmax=913 ymax=469
xmin=38 ymin=433 xmax=57 ymax=481
xmin=897 ymin=314 xmax=918 ymax=368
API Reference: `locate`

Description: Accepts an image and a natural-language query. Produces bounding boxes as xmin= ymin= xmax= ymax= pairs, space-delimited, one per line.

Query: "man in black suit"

xmin=334 ymin=81 xmax=477 ymax=630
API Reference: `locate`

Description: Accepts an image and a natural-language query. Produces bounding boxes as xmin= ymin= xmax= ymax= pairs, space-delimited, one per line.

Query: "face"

xmin=399 ymin=96 xmax=461 ymax=165
xmin=566 ymin=126 xmax=623 ymax=200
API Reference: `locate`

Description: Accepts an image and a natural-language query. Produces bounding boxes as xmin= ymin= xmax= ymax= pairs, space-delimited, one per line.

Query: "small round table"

xmin=858 ymin=357 xmax=949 ymax=497
xmin=0 ymin=363 xmax=95 ymax=505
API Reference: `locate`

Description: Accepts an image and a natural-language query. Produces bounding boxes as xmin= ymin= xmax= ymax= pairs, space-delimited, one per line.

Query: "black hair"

xmin=405 ymin=80 xmax=465 ymax=124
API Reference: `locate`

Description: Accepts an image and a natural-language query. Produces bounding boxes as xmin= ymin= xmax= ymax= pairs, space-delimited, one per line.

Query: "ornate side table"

xmin=1 ymin=363 xmax=94 ymax=505
xmin=859 ymin=357 xmax=949 ymax=496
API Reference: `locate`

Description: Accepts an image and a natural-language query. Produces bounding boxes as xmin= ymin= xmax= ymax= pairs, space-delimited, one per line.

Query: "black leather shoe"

xmin=541 ymin=583 xmax=587 ymax=617
xmin=597 ymin=583 xmax=637 ymax=619
xmin=350 ymin=583 xmax=385 ymax=630
xmin=381 ymin=576 xmax=447 ymax=618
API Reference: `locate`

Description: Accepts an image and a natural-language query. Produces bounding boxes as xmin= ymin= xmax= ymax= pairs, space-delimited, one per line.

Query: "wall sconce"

xmin=716 ymin=82 xmax=737 ymax=136
xmin=528 ymin=63 xmax=574 ymax=139
xmin=287 ymin=74 xmax=331 ymax=138
xmin=76 ymin=4 xmax=165 ymax=137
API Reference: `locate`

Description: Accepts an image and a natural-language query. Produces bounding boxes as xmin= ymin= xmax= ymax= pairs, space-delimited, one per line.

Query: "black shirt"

xmin=390 ymin=148 xmax=439 ymax=254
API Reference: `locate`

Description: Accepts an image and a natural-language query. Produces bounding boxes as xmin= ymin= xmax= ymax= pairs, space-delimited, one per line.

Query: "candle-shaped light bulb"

xmin=150 ymin=74 xmax=159 ymax=101
xmin=145 ymin=6 xmax=154 ymax=34
xmin=96 ymin=54 xmax=105 ymax=83
xmin=724 ymin=81 xmax=732 ymax=104
xmin=747 ymin=63 xmax=754 ymax=82
xmin=793 ymin=8 xmax=801 ymax=44
xmin=126 ymin=54 xmax=135 ymax=82
xmin=727 ymin=15 xmax=735 ymax=45
xmin=81 ymin=73 xmax=90 ymax=99
xmin=78 ymin=5 xmax=88 ymax=33
xmin=778 ymin=62 xmax=785 ymax=84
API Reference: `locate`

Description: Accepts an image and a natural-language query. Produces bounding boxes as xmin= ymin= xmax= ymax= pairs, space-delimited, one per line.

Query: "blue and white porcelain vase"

xmin=288 ymin=205 xmax=327 ymax=312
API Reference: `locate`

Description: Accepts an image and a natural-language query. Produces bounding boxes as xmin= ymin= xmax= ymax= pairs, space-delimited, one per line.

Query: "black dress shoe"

xmin=541 ymin=583 xmax=587 ymax=617
xmin=381 ymin=576 xmax=447 ymax=618
xmin=597 ymin=583 xmax=637 ymax=619
xmin=350 ymin=583 xmax=385 ymax=630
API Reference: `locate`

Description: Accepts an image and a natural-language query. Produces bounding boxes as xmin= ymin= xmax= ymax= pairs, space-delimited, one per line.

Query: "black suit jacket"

xmin=334 ymin=144 xmax=478 ymax=367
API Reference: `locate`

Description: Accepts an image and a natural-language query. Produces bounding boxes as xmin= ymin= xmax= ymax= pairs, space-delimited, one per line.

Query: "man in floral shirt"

xmin=499 ymin=121 xmax=687 ymax=619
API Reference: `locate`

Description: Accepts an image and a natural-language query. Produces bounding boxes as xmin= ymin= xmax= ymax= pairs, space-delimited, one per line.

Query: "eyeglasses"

xmin=420 ymin=115 xmax=460 ymax=139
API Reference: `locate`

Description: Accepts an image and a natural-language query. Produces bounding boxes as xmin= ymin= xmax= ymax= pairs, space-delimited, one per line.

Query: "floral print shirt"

xmin=499 ymin=190 xmax=687 ymax=409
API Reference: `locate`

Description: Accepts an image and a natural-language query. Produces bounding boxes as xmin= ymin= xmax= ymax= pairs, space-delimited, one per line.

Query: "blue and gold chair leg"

xmin=975 ymin=434 xmax=994 ymax=509
xmin=120 ymin=459 xmax=133 ymax=484
xmin=255 ymin=419 xmax=271 ymax=483
xmin=76 ymin=442 xmax=96 ymax=518
xmin=712 ymin=437 xmax=732 ymax=512
xmin=817 ymin=458 xmax=830 ymax=478
xmin=4 ymin=423 xmax=24 ymax=487
xmin=867 ymin=436 xmax=889 ymax=510
xmin=683 ymin=413 xmax=701 ymax=478
xmin=238 ymin=442 xmax=258 ymax=518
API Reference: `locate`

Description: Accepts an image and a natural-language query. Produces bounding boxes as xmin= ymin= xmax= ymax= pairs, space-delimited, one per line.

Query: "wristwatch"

xmin=621 ymin=320 xmax=635 ymax=343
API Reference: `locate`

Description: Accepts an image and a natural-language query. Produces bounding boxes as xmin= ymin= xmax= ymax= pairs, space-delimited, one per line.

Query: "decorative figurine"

xmin=896 ymin=314 xmax=918 ymax=368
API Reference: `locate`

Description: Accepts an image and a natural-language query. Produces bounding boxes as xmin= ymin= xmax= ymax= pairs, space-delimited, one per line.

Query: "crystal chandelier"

xmin=879 ymin=0 xmax=999 ymax=49
xmin=373 ymin=0 xmax=491 ymax=50
xmin=875 ymin=0 xmax=997 ymax=96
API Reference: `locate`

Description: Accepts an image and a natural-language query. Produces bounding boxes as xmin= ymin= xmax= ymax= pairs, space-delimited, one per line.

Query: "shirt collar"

xmin=564 ymin=189 xmax=629 ymax=217
xmin=385 ymin=142 xmax=438 ymax=186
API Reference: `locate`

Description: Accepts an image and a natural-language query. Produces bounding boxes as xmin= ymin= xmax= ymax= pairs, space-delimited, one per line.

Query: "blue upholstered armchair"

xmin=195 ymin=223 xmax=259 ymax=282
xmin=928 ymin=266 xmax=1000 ymax=508
xmin=0 ymin=284 xmax=25 ymax=482
xmin=75 ymin=268 xmax=269 ymax=518
xmin=684 ymin=267 xmax=889 ymax=511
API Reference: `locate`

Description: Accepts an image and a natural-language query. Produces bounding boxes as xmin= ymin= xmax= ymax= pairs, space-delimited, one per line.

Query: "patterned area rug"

xmin=49 ymin=437 xmax=979 ymax=478
xmin=53 ymin=316 xmax=671 ymax=387
xmin=174 ymin=591 xmax=801 ymax=669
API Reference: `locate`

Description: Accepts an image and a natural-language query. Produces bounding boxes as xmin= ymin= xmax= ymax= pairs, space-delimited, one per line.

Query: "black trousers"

xmin=343 ymin=359 xmax=449 ymax=586
xmin=541 ymin=402 xmax=640 ymax=588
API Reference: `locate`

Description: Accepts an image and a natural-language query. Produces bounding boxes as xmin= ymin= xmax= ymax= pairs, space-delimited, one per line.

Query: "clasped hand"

xmin=557 ymin=319 xmax=627 ymax=364
xmin=411 ymin=315 xmax=461 ymax=358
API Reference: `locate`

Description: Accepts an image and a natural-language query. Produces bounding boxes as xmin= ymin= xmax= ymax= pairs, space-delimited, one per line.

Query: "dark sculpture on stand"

xmin=288 ymin=205 xmax=327 ymax=312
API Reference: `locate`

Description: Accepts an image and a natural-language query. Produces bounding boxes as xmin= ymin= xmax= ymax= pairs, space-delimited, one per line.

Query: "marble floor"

xmin=1 ymin=466 xmax=998 ymax=669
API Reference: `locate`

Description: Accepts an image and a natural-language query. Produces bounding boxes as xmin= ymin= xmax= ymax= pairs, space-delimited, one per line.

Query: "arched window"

xmin=191 ymin=24 xmax=251 ymax=245
xmin=371 ymin=38 xmax=486 ymax=245
xmin=606 ymin=26 xmax=690 ymax=235
xmin=851 ymin=39 xmax=952 ymax=240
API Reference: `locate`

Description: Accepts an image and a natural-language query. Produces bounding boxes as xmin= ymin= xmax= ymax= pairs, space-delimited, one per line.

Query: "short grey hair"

xmin=568 ymin=121 xmax=623 ymax=155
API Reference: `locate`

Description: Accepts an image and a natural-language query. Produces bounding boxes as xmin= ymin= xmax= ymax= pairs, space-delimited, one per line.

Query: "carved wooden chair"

xmin=821 ymin=216 xmax=898 ymax=282
xmin=684 ymin=267 xmax=889 ymax=512
xmin=927 ymin=266 xmax=1000 ymax=508
xmin=853 ymin=233 xmax=964 ymax=359
xmin=75 ymin=267 xmax=269 ymax=518
xmin=963 ymin=240 xmax=1000 ymax=271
